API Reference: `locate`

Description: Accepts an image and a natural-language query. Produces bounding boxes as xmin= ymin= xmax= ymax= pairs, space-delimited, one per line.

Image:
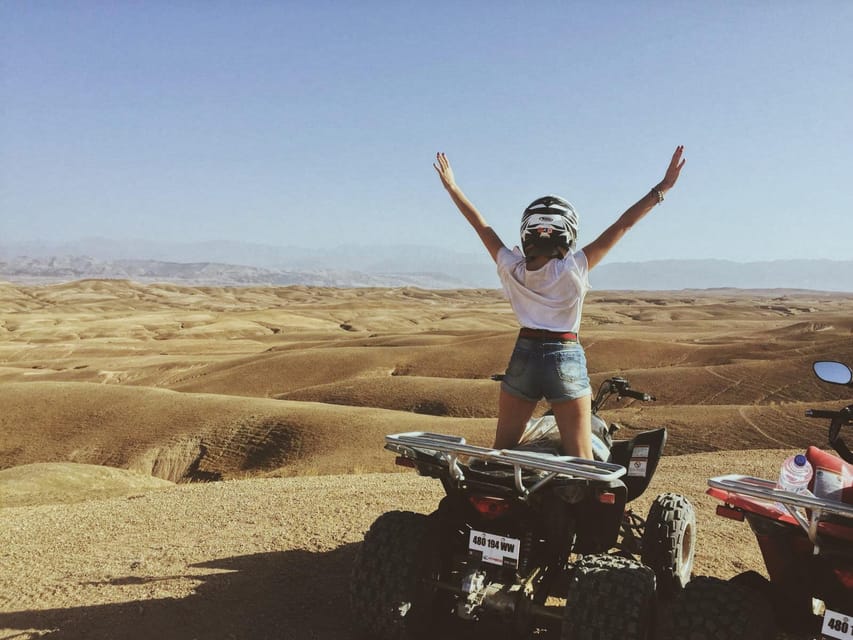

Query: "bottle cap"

xmin=794 ymin=454 xmax=807 ymax=466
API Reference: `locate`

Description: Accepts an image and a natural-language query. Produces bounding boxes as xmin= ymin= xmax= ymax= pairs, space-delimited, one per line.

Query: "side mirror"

xmin=813 ymin=361 xmax=853 ymax=386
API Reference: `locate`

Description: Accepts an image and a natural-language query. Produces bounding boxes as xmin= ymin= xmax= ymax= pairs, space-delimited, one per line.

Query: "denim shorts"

xmin=501 ymin=338 xmax=592 ymax=403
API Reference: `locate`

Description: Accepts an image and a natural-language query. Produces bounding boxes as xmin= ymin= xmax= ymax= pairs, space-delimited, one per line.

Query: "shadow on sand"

xmin=0 ymin=545 xmax=359 ymax=640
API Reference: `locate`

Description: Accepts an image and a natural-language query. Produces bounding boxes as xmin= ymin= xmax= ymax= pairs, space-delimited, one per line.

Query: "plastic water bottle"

xmin=775 ymin=453 xmax=813 ymax=505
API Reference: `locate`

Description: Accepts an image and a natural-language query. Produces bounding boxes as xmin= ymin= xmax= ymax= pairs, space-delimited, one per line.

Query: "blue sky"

xmin=2 ymin=1 xmax=851 ymax=263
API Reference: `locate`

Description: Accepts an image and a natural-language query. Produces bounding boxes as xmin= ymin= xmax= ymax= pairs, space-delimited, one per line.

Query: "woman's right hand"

xmin=657 ymin=145 xmax=686 ymax=192
xmin=433 ymin=152 xmax=457 ymax=190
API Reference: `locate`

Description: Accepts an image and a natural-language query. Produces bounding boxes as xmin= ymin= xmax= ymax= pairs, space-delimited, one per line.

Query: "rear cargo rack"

xmin=709 ymin=474 xmax=853 ymax=548
xmin=386 ymin=432 xmax=625 ymax=498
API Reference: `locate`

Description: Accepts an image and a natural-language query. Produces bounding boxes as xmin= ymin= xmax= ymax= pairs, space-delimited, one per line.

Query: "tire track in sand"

xmin=737 ymin=406 xmax=796 ymax=448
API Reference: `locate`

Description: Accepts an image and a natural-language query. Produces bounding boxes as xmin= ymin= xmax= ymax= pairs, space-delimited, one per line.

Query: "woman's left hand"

xmin=657 ymin=145 xmax=686 ymax=192
xmin=433 ymin=152 xmax=458 ymax=191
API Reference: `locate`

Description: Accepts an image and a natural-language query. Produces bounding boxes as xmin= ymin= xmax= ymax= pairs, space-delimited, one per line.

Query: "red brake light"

xmin=468 ymin=495 xmax=511 ymax=519
xmin=395 ymin=456 xmax=416 ymax=468
xmin=716 ymin=504 xmax=745 ymax=521
xmin=597 ymin=491 xmax=616 ymax=505
xmin=834 ymin=568 xmax=853 ymax=590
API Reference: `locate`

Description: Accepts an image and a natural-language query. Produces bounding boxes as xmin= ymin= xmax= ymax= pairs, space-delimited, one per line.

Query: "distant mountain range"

xmin=0 ymin=255 xmax=472 ymax=289
xmin=594 ymin=258 xmax=853 ymax=292
xmin=1 ymin=239 xmax=851 ymax=291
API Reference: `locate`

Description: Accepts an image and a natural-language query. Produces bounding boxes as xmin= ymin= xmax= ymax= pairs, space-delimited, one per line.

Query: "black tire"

xmin=657 ymin=575 xmax=775 ymax=640
xmin=562 ymin=554 xmax=656 ymax=640
xmin=641 ymin=492 xmax=696 ymax=598
xmin=731 ymin=570 xmax=816 ymax=633
xmin=729 ymin=569 xmax=772 ymax=594
xmin=350 ymin=510 xmax=450 ymax=640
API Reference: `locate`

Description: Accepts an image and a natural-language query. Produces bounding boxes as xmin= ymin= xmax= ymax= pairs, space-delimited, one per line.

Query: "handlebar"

xmin=607 ymin=377 xmax=654 ymax=402
xmin=620 ymin=388 xmax=656 ymax=402
xmin=591 ymin=377 xmax=656 ymax=414
xmin=805 ymin=408 xmax=844 ymax=420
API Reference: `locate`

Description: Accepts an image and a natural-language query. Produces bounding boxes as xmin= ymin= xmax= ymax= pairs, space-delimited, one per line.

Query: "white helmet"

xmin=520 ymin=195 xmax=579 ymax=257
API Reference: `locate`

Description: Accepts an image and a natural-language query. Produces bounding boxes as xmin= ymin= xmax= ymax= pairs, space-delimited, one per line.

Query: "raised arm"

xmin=434 ymin=152 xmax=506 ymax=262
xmin=582 ymin=146 xmax=686 ymax=270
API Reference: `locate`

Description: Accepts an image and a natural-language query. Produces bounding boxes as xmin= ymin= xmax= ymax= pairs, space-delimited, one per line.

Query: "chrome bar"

xmin=497 ymin=449 xmax=625 ymax=480
xmin=385 ymin=432 xmax=626 ymax=498
xmin=526 ymin=471 xmax=560 ymax=497
xmin=708 ymin=474 xmax=853 ymax=546
xmin=709 ymin=475 xmax=853 ymax=518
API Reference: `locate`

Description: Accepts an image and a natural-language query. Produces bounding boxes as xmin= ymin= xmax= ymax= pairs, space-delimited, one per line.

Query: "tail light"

xmin=468 ymin=495 xmax=511 ymax=519
xmin=597 ymin=491 xmax=616 ymax=505
xmin=835 ymin=568 xmax=853 ymax=590
xmin=716 ymin=504 xmax=745 ymax=522
xmin=395 ymin=456 xmax=416 ymax=468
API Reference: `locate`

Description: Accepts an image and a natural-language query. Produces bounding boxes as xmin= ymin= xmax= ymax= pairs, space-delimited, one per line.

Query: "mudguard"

xmin=609 ymin=428 xmax=667 ymax=502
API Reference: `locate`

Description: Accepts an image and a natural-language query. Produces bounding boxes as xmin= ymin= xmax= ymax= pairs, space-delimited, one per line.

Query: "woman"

xmin=434 ymin=146 xmax=685 ymax=459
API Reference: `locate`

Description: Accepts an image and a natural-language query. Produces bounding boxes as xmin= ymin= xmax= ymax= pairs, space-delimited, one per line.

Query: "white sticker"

xmin=469 ymin=529 xmax=521 ymax=568
xmin=633 ymin=445 xmax=650 ymax=458
xmin=821 ymin=608 xmax=852 ymax=640
xmin=627 ymin=459 xmax=648 ymax=477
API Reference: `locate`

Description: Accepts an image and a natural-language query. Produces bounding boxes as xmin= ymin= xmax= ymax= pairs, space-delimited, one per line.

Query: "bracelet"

xmin=652 ymin=188 xmax=664 ymax=204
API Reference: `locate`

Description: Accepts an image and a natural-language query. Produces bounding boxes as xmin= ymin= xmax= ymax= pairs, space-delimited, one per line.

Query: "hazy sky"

xmin=2 ymin=2 xmax=851 ymax=263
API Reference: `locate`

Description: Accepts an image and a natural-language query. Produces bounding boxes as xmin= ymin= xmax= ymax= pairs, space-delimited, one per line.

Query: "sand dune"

xmin=3 ymin=282 xmax=852 ymax=482
xmin=0 ymin=381 xmax=495 ymax=482
xmin=2 ymin=281 xmax=853 ymax=639
xmin=276 ymin=375 xmax=500 ymax=417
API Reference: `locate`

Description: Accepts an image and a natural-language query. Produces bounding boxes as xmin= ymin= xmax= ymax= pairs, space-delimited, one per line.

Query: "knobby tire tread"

xmin=562 ymin=554 xmax=656 ymax=640
xmin=657 ymin=575 xmax=774 ymax=640
xmin=350 ymin=510 xmax=434 ymax=640
xmin=641 ymin=492 xmax=696 ymax=598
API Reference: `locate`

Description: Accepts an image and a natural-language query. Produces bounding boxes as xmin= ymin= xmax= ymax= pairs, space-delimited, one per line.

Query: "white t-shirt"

xmin=496 ymin=246 xmax=591 ymax=333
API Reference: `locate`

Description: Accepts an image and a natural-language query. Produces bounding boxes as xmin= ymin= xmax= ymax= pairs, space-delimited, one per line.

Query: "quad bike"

xmin=662 ymin=360 xmax=853 ymax=640
xmin=350 ymin=376 xmax=697 ymax=640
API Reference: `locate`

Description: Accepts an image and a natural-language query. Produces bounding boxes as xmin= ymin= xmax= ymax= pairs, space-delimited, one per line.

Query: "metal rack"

xmin=386 ymin=431 xmax=625 ymax=498
xmin=709 ymin=474 xmax=853 ymax=549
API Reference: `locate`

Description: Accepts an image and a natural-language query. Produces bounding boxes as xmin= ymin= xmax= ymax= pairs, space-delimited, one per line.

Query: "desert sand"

xmin=2 ymin=280 xmax=853 ymax=639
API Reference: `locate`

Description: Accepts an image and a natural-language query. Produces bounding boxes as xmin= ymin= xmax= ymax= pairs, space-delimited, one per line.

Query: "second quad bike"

xmin=661 ymin=360 xmax=853 ymax=640
xmin=350 ymin=376 xmax=696 ymax=640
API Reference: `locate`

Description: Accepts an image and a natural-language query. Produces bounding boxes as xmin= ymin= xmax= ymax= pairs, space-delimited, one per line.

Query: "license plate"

xmin=822 ymin=608 xmax=853 ymax=640
xmin=469 ymin=529 xmax=520 ymax=568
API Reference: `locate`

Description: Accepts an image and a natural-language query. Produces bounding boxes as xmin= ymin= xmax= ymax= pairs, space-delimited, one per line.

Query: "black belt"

xmin=518 ymin=328 xmax=578 ymax=342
